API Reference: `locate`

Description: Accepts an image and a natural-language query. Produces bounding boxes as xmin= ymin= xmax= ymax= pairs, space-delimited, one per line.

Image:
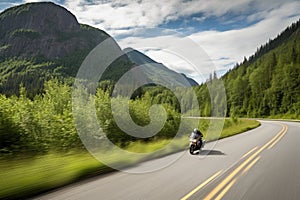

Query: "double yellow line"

xmin=181 ymin=123 xmax=288 ymax=200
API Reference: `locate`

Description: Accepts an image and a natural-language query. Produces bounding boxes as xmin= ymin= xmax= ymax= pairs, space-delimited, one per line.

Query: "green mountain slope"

xmin=222 ymin=19 xmax=300 ymax=118
xmin=0 ymin=2 xmax=133 ymax=96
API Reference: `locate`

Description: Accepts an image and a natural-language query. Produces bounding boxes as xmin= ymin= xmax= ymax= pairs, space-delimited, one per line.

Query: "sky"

xmin=1 ymin=0 xmax=300 ymax=83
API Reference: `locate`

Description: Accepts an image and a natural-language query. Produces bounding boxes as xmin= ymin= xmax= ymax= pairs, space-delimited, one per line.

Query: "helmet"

xmin=193 ymin=128 xmax=198 ymax=133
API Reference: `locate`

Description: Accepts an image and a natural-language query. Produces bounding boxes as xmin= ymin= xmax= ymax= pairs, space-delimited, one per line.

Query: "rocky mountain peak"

xmin=0 ymin=2 xmax=80 ymax=35
xmin=0 ymin=2 xmax=107 ymax=61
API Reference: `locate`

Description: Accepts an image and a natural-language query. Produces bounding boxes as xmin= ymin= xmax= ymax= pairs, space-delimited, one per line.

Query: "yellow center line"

xmin=180 ymin=170 xmax=222 ymax=200
xmin=204 ymin=152 xmax=258 ymax=200
xmin=268 ymin=125 xmax=288 ymax=149
xmin=242 ymin=156 xmax=261 ymax=175
xmin=204 ymin=124 xmax=286 ymax=200
xmin=262 ymin=124 xmax=286 ymax=149
xmin=241 ymin=146 xmax=258 ymax=159
xmin=214 ymin=178 xmax=237 ymax=200
xmin=214 ymin=156 xmax=261 ymax=200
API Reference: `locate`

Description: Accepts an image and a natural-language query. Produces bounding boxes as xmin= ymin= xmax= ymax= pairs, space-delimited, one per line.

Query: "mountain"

xmin=0 ymin=2 xmax=127 ymax=67
xmin=220 ymin=18 xmax=300 ymax=118
xmin=124 ymin=48 xmax=158 ymax=65
xmin=1 ymin=2 xmax=86 ymax=60
xmin=124 ymin=48 xmax=198 ymax=87
xmin=0 ymin=2 xmax=197 ymax=96
xmin=0 ymin=2 xmax=133 ymax=96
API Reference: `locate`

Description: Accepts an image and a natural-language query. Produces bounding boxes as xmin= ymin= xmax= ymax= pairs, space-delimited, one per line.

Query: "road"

xmin=35 ymin=120 xmax=300 ymax=200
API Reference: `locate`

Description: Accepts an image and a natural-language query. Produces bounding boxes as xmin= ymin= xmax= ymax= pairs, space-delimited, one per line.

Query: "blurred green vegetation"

xmin=0 ymin=118 xmax=259 ymax=199
xmin=0 ymin=80 xmax=193 ymax=155
xmin=0 ymin=78 xmax=260 ymax=199
xmin=0 ymin=152 xmax=107 ymax=199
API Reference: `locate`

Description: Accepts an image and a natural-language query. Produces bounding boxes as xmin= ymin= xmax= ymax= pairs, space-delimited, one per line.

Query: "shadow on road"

xmin=194 ymin=149 xmax=226 ymax=156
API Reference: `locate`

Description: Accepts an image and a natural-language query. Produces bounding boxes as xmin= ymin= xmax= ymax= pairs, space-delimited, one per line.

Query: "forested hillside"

xmin=0 ymin=2 xmax=133 ymax=96
xmin=222 ymin=19 xmax=300 ymax=118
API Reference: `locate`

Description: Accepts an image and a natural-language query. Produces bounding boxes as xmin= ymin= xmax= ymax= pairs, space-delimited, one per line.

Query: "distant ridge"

xmin=124 ymin=48 xmax=198 ymax=86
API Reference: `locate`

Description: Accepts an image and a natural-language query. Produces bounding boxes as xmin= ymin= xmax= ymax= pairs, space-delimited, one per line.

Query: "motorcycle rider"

xmin=190 ymin=128 xmax=203 ymax=147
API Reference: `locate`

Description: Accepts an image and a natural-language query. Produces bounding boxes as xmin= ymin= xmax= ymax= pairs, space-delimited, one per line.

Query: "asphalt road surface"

xmin=35 ymin=120 xmax=300 ymax=200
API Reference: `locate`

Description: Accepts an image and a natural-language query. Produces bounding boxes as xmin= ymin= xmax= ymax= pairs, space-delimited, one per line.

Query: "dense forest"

xmin=221 ymin=19 xmax=300 ymax=118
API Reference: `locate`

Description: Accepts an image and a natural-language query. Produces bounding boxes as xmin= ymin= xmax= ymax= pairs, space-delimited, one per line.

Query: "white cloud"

xmin=190 ymin=1 xmax=300 ymax=69
xmin=118 ymin=30 xmax=216 ymax=84
xmin=62 ymin=0 xmax=299 ymax=31
xmin=117 ymin=1 xmax=300 ymax=83
xmin=64 ymin=0 xmax=180 ymax=29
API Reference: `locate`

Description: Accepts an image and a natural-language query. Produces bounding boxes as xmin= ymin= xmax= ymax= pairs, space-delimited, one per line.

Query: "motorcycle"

xmin=189 ymin=136 xmax=205 ymax=155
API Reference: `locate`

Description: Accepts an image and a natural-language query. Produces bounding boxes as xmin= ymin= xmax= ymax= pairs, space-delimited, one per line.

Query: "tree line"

xmin=222 ymin=19 xmax=300 ymax=118
xmin=0 ymin=80 xmax=185 ymax=155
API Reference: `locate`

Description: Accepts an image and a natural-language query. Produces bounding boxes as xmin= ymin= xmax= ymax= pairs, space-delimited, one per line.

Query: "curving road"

xmin=35 ymin=120 xmax=300 ymax=200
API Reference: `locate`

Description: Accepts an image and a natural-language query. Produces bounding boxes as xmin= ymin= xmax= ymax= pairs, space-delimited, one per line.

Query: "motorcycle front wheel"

xmin=189 ymin=145 xmax=195 ymax=155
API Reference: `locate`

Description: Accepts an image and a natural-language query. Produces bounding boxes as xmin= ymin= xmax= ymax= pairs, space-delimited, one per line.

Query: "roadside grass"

xmin=204 ymin=118 xmax=261 ymax=141
xmin=0 ymin=153 xmax=108 ymax=199
xmin=0 ymin=118 xmax=260 ymax=199
xmin=268 ymin=114 xmax=300 ymax=120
